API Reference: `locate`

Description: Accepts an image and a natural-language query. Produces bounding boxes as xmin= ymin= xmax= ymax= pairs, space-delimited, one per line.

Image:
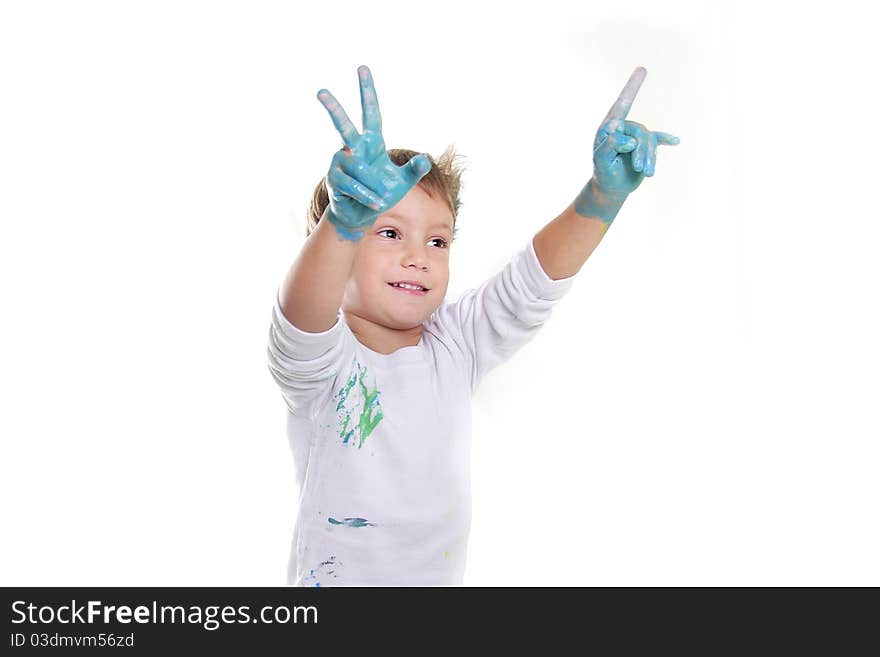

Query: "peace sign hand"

xmin=317 ymin=66 xmax=433 ymax=242
xmin=576 ymin=67 xmax=680 ymax=223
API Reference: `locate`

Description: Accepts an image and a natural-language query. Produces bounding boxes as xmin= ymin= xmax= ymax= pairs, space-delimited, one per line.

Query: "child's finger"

xmin=595 ymin=131 xmax=637 ymax=165
xmin=633 ymin=140 xmax=646 ymax=172
xmin=318 ymin=88 xmax=359 ymax=150
xmin=328 ymin=166 xmax=386 ymax=211
xmin=644 ymin=134 xmax=658 ymax=176
xmin=357 ymin=65 xmax=383 ymax=135
xmin=399 ymin=154 xmax=432 ymax=187
xmin=603 ymin=67 xmax=647 ymax=130
xmin=654 ymin=132 xmax=680 ymax=146
xmin=338 ymin=152 xmax=388 ymax=197
xmin=618 ymin=138 xmax=637 ymax=153
xmin=622 ymin=121 xmax=649 ymax=172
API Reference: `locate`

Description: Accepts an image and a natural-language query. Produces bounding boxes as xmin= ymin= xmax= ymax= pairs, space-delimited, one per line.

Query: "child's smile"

xmin=387 ymin=280 xmax=430 ymax=296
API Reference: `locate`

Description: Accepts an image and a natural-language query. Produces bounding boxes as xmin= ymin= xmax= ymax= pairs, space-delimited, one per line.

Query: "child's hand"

xmin=575 ymin=67 xmax=680 ymax=223
xmin=317 ymin=66 xmax=433 ymax=241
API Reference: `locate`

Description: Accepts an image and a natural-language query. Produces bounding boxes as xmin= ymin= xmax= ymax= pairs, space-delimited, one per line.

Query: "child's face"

xmin=342 ymin=185 xmax=454 ymax=330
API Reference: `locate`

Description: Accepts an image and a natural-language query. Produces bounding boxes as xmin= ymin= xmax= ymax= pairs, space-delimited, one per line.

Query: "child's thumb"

xmin=595 ymin=132 xmax=636 ymax=165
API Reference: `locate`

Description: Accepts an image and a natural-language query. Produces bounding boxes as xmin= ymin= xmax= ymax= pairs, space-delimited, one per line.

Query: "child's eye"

xmin=378 ymin=229 xmax=447 ymax=249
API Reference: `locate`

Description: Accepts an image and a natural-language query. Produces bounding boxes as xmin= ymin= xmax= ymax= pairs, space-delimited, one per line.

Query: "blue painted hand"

xmin=575 ymin=67 xmax=680 ymax=223
xmin=317 ymin=65 xmax=433 ymax=241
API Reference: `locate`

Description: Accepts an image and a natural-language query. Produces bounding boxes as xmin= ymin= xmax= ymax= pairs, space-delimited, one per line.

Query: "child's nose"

xmin=401 ymin=244 xmax=429 ymax=270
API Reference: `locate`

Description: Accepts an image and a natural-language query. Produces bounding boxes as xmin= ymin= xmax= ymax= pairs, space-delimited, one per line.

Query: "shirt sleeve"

xmin=432 ymin=235 xmax=578 ymax=393
xmin=266 ymin=288 xmax=356 ymax=420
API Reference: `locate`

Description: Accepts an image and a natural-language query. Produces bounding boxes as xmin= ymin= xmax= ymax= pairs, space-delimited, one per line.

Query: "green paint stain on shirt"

xmin=334 ymin=359 xmax=384 ymax=448
xmin=356 ymin=373 xmax=383 ymax=448
xmin=336 ymin=374 xmax=357 ymax=412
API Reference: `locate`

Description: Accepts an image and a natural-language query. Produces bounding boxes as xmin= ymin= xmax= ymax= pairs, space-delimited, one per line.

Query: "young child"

xmin=267 ymin=65 xmax=679 ymax=586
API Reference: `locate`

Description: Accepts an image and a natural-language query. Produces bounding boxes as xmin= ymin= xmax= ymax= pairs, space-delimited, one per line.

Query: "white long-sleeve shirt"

xmin=266 ymin=235 xmax=577 ymax=586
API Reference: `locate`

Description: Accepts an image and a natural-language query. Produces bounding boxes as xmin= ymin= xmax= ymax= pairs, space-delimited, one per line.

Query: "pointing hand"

xmin=575 ymin=67 xmax=680 ymax=223
xmin=317 ymin=66 xmax=433 ymax=241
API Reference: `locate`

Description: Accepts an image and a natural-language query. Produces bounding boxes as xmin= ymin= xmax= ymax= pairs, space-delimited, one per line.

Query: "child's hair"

xmin=306 ymin=145 xmax=465 ymax=241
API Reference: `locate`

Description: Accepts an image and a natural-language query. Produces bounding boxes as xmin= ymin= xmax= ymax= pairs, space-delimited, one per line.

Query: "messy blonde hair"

xmin=306 ymin=145 xmax=465 ymax=241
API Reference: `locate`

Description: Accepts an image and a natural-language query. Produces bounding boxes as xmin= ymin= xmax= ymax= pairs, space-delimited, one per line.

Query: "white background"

xmin=1 ymin=0 xmax=877 ymax=586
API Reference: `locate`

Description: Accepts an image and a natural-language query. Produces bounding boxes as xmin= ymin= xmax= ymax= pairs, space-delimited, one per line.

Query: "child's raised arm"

xmin=279 ymin=65 xmax=432 ymax=333
xmin=533 ymin=67 xmax=680 ymax=279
